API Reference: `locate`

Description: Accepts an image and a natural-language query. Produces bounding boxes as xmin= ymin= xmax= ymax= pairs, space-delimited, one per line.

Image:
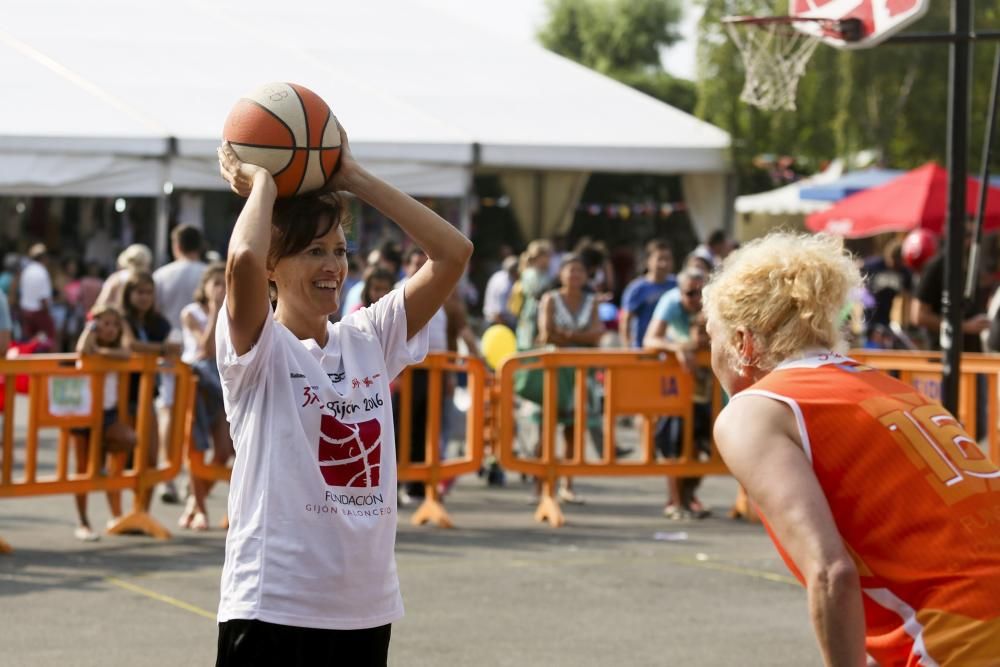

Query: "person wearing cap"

xmin=482 ymin=254 xmax=519 ymax=329
xmin=18 ymin=243 xmax=55 ymax=346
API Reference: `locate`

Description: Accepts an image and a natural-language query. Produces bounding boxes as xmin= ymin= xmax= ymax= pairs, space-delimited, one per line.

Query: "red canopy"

xmin=805 ymin=162 xmax=1000 ymax=238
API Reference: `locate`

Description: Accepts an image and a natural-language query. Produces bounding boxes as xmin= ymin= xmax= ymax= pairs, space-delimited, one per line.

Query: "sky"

xmin=416 ymin=0 xmax=701 ymax=80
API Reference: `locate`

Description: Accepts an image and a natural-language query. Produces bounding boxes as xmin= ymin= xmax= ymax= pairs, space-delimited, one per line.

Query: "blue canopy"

xmin=799 ymin=168 xmax=904 ymax=201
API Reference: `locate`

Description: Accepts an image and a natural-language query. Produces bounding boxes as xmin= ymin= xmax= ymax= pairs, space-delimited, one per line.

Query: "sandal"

xmin=557 ymin=487 xmax=585 ymax=505
xmin=74 ymin=526 xmax=100 ymax=542
xmin=178 ymin=497 xmax=196 ymax=528
xmin=663 ymin=504 xmax=694 ymax=521
xmin=190 ymin=512 xmax=209 ymax=532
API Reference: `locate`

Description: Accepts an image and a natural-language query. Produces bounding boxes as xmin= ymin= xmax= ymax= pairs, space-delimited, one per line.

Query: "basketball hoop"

xmin=723 ymin=16 xmax=863 ymax=112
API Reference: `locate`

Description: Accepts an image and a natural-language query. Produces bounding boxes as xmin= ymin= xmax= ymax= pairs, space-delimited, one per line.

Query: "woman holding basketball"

xmin=214 ymin=121 xmax=471 ymax=666
xmin=705 ymin=232 xmax=1000 ymax=666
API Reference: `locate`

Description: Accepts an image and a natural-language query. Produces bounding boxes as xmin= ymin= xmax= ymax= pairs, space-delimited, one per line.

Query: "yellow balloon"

xmin=481 ymin=324 xmax=517 ymax=370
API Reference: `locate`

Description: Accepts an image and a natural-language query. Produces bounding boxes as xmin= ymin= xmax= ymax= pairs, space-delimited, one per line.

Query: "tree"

xmin=538 ymin=0 xmax=696 ymax=112
xmin=695 ymin=0 xmax=1000 ymax=194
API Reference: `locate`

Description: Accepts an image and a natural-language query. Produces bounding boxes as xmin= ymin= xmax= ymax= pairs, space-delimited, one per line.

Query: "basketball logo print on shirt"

xmin=317 ymin=415 xmax=381 ymax=488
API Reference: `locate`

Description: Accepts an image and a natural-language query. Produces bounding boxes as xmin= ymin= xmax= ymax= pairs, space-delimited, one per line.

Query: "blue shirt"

xmin=341 ymin=280 xmax=365 ymax=316
xmin=650 ymin=287 xmax=693 ymax=343
xmin=0 ymin=292 xmax=10 ymax=332
xmin=623 ymin=276 xmax=676 ymax=347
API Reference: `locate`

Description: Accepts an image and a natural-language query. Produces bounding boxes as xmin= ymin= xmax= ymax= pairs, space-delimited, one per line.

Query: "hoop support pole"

xmin=886 ymin=30 xmax=1000 ymax=44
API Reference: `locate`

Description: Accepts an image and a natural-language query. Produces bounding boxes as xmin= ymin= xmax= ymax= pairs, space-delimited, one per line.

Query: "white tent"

xmin=733 ymin=181 xmax=831 ymax=216
xmin=731 ymin=164 xmax=841 ymax=242
xmin=0 ymin=0 xmax=731 ymax=254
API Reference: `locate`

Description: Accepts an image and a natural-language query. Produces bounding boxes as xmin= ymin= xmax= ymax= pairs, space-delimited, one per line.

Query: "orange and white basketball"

xmin=223 ymin=82 xmax=342 ymax=198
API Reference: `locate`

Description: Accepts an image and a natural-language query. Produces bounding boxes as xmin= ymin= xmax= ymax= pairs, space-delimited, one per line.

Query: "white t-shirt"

xmin=179 ymin=302 xmax=209 ymax=364
xmin=216 ymin=287 xmax=428 ymax=630
xmin=19 ymin=260 xmax=52 ymax=311
xmin=482 ymin=269 xmax=513 ymax=322
xmin=153 ymin=259 xmax=207 ymax=333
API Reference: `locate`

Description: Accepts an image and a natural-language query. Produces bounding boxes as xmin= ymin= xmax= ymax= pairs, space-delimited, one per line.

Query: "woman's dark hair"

xmin=361 ymin=266 xmax=396 ymax=307
xmin=122 ymin=270 xmax=159 ymax=323
xmin=558 ymin=252 xmax=586 ymax=271
xmin=194 ymin=262 xmax=227 ymax=306
xmin=268 ymin=192 xmax=351 ymax=268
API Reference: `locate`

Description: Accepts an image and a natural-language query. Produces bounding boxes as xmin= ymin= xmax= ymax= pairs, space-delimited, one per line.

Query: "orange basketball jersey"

xmin=736 ymin=351 xmax=1000 ymax=667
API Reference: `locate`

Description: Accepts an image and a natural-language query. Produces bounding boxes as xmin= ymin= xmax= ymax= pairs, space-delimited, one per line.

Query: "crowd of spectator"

xmin=4 ymin=219 xmax=998 ymax=532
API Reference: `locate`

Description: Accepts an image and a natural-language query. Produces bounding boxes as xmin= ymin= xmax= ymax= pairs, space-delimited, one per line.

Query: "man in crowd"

xmin=152 ymin=224 xmax=206 ymax=504
xmin=18 ymin=244 xmax=55 ymax=348
xmin=911 ymin=220 xmax=990 ymax=352
xmin=620 ymin=240 xmax=675 ymax=349
xmin=643 ymin=267 xmax=711 ymax=520
xmin=482 ymin=255 xmax=519 ymax=329
xmin=154 ymin=224 xmax=207 ymax=333
xmin=861 ymin=238 xmax=912 ymax=342
xmin=0 ymin=290 xmax=11 ymax=353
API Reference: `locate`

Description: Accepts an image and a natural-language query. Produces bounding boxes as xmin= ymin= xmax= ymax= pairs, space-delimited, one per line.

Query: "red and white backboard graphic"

xmin=318 ymin=415 xmax=382 ymax=488
xmin=791 ymin=0 xmax=930 ymax=49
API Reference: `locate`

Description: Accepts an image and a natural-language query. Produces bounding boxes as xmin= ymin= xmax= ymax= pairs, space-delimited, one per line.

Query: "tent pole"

xmin=941 ymin=0 xmax=971 ymax=414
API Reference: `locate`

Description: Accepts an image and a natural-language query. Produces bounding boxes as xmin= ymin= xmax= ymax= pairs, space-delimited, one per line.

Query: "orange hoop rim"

xmin=721 ymin=15 xmax=864 ymax=41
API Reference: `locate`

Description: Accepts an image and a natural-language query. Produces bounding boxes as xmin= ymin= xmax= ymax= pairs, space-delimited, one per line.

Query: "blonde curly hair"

xmin=702 ymin=232 xmax=861 ymax=373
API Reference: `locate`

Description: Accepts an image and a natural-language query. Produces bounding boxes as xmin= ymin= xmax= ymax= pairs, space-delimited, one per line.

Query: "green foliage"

xmin=695 ymin=1 xmax=1000 ymax=193
xmin=538 ymin=0 xmax=695 ymax=111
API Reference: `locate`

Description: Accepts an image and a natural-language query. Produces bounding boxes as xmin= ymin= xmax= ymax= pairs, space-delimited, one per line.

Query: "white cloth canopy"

xmin=731 ymin=162 xmax=842 ymax=242
xmin=0 ymin=0 xmax=730 ymax=200
xmin=734 ymin=181 xmax=831 ymax=216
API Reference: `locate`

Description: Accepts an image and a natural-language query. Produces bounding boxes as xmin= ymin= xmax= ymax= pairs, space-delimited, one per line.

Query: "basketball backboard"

xmin=790 ymin=0 xmax=931 ymax=49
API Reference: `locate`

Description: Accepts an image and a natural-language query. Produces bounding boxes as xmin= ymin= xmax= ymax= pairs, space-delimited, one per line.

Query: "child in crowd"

xmin=355 ymin=266 xmax=396 ymax=313
xmin=71 ymin=304 xmax=134 ymax=541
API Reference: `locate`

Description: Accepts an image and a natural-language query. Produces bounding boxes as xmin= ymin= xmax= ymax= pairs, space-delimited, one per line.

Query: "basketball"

xmin=223 ymin=82 xmax=342 ymax=198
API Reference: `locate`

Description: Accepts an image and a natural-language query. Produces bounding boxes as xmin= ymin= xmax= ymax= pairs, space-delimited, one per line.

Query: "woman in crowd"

xmin=94 ymin=244 xmax=152 ymax=310
xmin=121 ymin=270 xmax=178 ymax=504
xmin=354 ymin=265 xmax=396 ymax=313
xmin=178 ymin=262 xmax=232 ymax=530
xmin=536 ymin=254 xmax=604 ymax=504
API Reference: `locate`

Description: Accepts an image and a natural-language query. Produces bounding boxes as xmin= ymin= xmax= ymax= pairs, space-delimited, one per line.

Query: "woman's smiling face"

xmin=270 ymin=219 xmax=348 ymax=317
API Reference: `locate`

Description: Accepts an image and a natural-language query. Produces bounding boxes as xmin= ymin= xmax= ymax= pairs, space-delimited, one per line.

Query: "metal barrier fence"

xmin=396 ymin=352 xmax=487 ymax=527
xmin=495 ymin=349 xmax=729 ymax=527
xmin=5 ymin=347 xmax=994 ymax=543
xmin=0 ymin=353 xmax=196 ymax=551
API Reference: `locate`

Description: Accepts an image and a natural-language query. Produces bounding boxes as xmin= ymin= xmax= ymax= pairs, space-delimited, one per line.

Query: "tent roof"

xmin=0 ymin=0 xmax=730 ymax=178
xmin=733 ymin=180 xmax=830 ymax=216
xmin=733 ymin=162 xmax=843 ymax=216
xmin=798 ymin=168 xmax=905 ymax=202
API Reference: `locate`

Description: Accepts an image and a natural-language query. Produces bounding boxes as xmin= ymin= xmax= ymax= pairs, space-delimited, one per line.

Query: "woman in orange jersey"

xmin=703 ymin=232 xmax=1000 ymax=667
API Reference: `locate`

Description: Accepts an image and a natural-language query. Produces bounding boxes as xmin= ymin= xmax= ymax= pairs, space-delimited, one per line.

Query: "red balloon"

xmin=901 ymin=229 xmax=938 ymax=272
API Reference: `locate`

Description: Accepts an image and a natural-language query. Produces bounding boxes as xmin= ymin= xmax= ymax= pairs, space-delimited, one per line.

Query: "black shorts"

xmin=216 ymin=619 xmax=391 ymax=667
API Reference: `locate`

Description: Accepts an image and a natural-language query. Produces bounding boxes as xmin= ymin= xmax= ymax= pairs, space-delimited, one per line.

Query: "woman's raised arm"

xmin=218 ymin=143 xmax=275 ymax=355
xmin=330 ymin=127 xmax=472 ymax=339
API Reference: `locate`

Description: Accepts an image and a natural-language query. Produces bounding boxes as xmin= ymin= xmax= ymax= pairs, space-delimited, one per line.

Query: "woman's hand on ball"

xmin=325 ymin=119 xmax=359 ymax=193
xmin=218 ymin=142 xmax=273 ymax=197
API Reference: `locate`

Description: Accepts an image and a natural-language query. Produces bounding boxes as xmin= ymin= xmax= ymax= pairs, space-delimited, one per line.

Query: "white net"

xmin=725 ymin=19 xmax=824 ymax=112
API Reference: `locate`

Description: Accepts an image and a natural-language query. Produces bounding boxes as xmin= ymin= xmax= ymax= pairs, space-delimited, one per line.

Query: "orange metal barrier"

xmin=396 ymin=352 xmax=487 ymax=527
xmin=495 ymin=349 xmax=729 ymax=527
xmin=0 ymin=353 xmax=196 ymax=552
xmin=848 ymin=349 xmax=1000 ymax=465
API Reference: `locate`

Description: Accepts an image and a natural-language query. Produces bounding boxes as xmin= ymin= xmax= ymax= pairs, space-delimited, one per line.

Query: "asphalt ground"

xmin=0 ymin=397 xmax=820 ymax=667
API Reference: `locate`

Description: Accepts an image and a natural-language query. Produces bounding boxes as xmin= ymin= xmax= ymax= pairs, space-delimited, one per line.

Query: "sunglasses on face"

xmin=683 ymin=289 xmax=702 ymax=298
